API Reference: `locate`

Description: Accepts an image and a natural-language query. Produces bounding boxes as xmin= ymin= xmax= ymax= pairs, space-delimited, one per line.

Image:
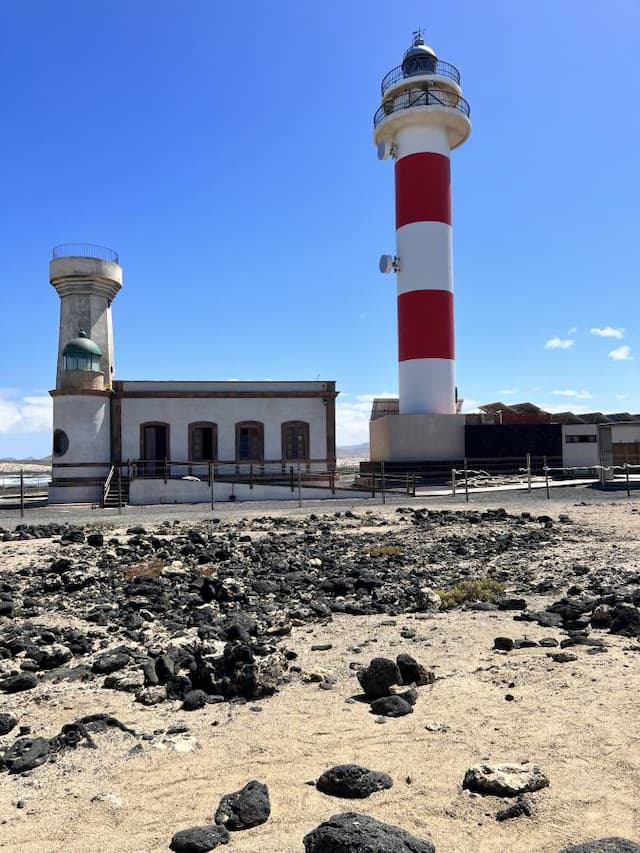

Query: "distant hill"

xmin=0 ymin=455 xmax=51 ymax=464
xmin=337 ymin=442 xmax=369 ymax=458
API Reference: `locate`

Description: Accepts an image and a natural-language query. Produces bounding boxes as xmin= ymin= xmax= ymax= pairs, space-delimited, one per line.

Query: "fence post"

xmin=626 ymin=462 xmax=630 ymax=498
xmin=250 ymin=463 xmax=253 ymax=490
xmin=381 ymin=461 xmax=386 ymax=505
xmin=463 ymin=458 xmax=469 ymax=503
xmin=330 ymin=465 xmax=335 ymax=496
xmin=117 ymin=465 xmax=122 ymax=514
xmin=451 ymin=468 xmax=456 ymax=497
xmin=19 ymin=468 xmax=24 ymax=519
xmin=412 ymin=473 xmax=416 ymax=497
xmin=209 ymin=462 xmax=214 ymax=510
xmin=290 ymin=466 xmax=294 ymax=492
xmin=544 ymin=455 xmax=550 ymax=499
xmin=163 ymin=458 xmax=168 ymax=484
xmin=371 ymin=468 xmax=376 ymax=498
xmin=526 ymin=452 xmax=532 ymax=493
xmin=297 ymin=462 xmax=302 ymax=508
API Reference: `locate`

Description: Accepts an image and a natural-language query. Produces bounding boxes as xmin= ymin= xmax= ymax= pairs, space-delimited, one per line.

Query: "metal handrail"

xmin=102 ymin=464 xmax=116 ymax=504
xmin=374 ymin=87 xmax=470 ymax=128
xmin=381 ymin=59 xmax=461 ymax=94
xmin=52 ymin=243 xmax=120 ymax=263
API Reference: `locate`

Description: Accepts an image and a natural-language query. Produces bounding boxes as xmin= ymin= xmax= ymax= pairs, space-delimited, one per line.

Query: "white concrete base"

xmin=49 ymin=484 xmax=102 ymax=504
xmin=369 ymin=413 xmax=465 ymax=462
xmin=128 ymin=479 xmax=371 ymax=505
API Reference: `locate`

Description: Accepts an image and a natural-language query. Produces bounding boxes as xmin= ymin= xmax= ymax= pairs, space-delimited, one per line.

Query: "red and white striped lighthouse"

xmin=375 ymin=32 xmax=471 ymax=416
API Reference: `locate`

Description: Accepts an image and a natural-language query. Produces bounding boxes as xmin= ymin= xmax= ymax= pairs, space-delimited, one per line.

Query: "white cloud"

xmin=615 ymin=394 xmax=629 ymax=400
xmin=0 ymin=392 xmax=52 ymax=435
xmin=538 ymin=402 xmax=592 ymax=414
xmin=551 ymin=389 xmax=592 ymax=399
xmin=499 ymin=388 xmax=519 ymax=396
xmin=590 ymin=326 xmax=624 ymax=339
xmin=545 ymin=337 xmax=574 ymax=350
xmin=336 ymin=392 xmax=396 ymax=445
xmin=609 ymin=345 xmax=633 ymax=361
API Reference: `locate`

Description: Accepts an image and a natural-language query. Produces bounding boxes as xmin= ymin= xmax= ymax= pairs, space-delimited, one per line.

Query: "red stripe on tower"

xmin=397 ymin=289 xmax=454 ymax=361
xmin=395 ymin=152 xmax=451 ymax=228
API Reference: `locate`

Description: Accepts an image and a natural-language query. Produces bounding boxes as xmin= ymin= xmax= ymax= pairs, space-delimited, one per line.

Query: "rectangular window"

xmin=565 ymin=434 xmax=597 ymax=443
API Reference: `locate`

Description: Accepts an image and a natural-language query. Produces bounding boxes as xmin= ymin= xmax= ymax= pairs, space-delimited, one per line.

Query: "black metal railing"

xmin=52 ymin=243 xmax=120 ymax=263
xmin=381 ymin=59 xmax=461 ymax=94
xmin=374 ymin=87 xmax=470 ymax=128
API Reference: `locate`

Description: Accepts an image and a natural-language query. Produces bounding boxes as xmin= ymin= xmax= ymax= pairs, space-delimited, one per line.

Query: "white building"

xmin=49 ymin=245 xmax=337 ymax=505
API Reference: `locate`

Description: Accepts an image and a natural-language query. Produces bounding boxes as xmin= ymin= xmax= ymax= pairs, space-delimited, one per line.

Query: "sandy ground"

xmin=1 ymin=491 xmax=640 ymax=852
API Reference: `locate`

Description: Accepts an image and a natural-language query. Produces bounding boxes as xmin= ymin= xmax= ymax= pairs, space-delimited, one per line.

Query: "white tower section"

xmin=375 ymin=33 xmax=471 ymax=415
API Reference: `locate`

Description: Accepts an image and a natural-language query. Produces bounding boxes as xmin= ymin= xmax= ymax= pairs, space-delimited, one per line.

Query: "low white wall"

xmin=370 ymin=414 xmax=465 ymax=462
xmin=129 ymin=479 xmax=369 ymax=504
xmin=49 ymin=484 xmax=102 ymax=504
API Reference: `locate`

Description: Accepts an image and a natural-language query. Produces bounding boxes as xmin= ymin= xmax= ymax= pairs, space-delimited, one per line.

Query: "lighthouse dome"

xmin=62 ymin=330 xmax=102 ymax=372
xmin=402 ymin=33 xmax=438 ymax=76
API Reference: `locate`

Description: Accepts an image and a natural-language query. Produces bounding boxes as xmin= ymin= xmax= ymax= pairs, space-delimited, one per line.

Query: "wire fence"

xmin=4 ymin=453 xmax=640 ymax=518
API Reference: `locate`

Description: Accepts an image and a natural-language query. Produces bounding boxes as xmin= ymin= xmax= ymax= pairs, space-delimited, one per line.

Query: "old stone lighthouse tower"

xmin=49 ymin=244 xmax=122 ymax=499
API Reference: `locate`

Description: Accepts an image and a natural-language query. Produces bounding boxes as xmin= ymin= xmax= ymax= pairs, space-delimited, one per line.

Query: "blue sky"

xmin=1 ymin=0 xmax=639 ymax=456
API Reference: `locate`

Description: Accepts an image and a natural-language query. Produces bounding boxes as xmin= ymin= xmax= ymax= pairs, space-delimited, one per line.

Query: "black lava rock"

xmin=493 ymin=637 xmax=515 ymax=651
xmin=357 ymin=657 xmax=401 ymax=699
xmin=303 ymin=812 xmax=435 ymax=852
xmin=214 ymin=780 xmax=270 ymax=831
xmin=169 ymin=825 xmax=230 ymax=852
xmin=495 ymin=797 xmax=533 ymax=821
xmin=0 ymin=672 xmax=38 ymax=693
xmin=316 ymin=764 xmax=393 ymax=799
xmin=0 ymin=712 xmax=18 ymax=735
xmin=1 ymin=736 xmax=50 ymax=773
xmin=87 ymin=533 xmax=104 ymax=547
xmin=559 ymin=841 xmax=640 ymax=853
xmin=92 ymin=651 xmax=130 ymax=675
xmin=396 ymin=654 xmax=434 ymax=686
xmin=370 ymin=695 xmax=413 ymax=718
xmin=182 ymin=689 xmax=208 ymax=711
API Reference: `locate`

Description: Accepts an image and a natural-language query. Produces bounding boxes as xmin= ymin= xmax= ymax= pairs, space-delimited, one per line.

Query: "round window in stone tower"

xmin=53 ymin=429 xmax=69 ymax=457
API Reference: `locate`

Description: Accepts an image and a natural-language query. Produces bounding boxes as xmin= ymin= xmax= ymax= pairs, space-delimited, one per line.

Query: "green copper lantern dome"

xmin=62 ymin=330 xmax=102 ymax=372
xmin=62 ymin=330 xmax=102 ymax=358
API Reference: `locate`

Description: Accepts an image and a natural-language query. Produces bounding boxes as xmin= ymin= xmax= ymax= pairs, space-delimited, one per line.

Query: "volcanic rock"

xmin=303 ymin=812 xmax=435 ymax=852
xmin=396 ymin=653 xmax=434 ymax=686
xmin=1 ymin=736 xmax=50 ymax=773
xmin=214 ymin=780 xmax=270 ymax=831
xmin=316 ymin=764 xmax=393 ymax=799
xmin=0 ymin=713 xmax=18 ymax=735
xmin=169 ymin=825 xmax=230 ymax=852
xmin=495 ymin=797 xmax=533 ymax=821
xmin=357 ymin=657 xmax=401 ymax=699
xmin=370 ymin=695 xmax=413 ymax=717
xmin=559 ymin=841 xmax=640 ymax=853
xmin=183 ymin=689 xmax=209 ymax=711
xmin=0 ymin=672 xmax=38 ymax=693
xmin=462 ymin=763 xmax=549 ymax=797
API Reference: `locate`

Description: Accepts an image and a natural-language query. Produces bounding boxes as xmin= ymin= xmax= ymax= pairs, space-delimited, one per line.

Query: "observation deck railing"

xmin=381 ymin=59 xmax=461 ymax=94
xmin=374 ymin=87 xmax=470 ymax=128
xmin=52 ymin=244 xmax=120 ymax=263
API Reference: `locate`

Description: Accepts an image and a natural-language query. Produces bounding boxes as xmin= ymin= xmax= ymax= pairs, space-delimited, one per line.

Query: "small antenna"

xmin=412 ymin=28 xmax=425 ymax=46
